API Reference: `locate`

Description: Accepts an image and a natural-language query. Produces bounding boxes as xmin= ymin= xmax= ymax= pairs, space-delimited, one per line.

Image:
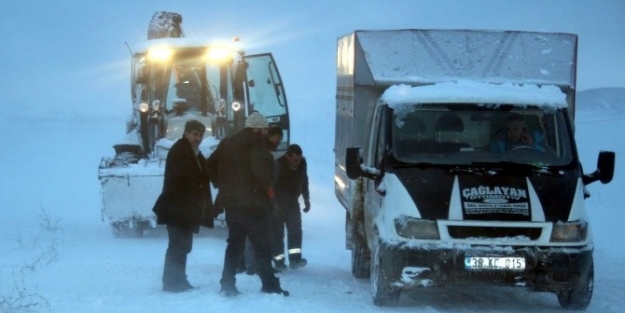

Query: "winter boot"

xmin=289 ymin=258 xmax=308 ymax=270
xmin=220 ymin=285 xmax=241 ymax=297
xmin=182 ymin=279 xmax=194 ymax=289
xmin=220 ymin=278 xmax=241 ymax=297
xmin=261 ymin=277 xmax=290 ymax=297
xmin=273 ymin=259 xmax=287 ymax=272
xmin=163 ymin=282 xmax=194 ymax=293
xmin=163 ymin=278 xmax=194 ymax=293
xmin=246 ymin=264 xmax=259 ymax=276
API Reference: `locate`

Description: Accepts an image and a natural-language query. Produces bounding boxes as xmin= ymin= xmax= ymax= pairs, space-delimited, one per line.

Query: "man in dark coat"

xmin=207 ymin=112 xmax=289 ymax=297
xmin=152 ymin=119 xmax=213 ymax=293
xmin=271 ymin=144 xmax=310 ymax=271
xmin=239 ymin=125 xmax=285 ymax=275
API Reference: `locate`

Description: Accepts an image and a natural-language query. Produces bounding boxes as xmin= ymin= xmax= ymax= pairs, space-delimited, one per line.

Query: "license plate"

xmin=464 ymin=257 xmax=525 ymax=271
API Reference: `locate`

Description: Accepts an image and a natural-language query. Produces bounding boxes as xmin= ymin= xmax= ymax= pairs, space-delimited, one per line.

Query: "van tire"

xmin=371 ymin=239 xmax=400 ymax=306
xmin=557 ymin=258 xmax=593 ymax=310
xmin=350 ymin=212 xmax=370 ymax=278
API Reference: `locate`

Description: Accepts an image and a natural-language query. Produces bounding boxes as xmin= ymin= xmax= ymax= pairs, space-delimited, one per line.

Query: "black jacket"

xmin=152 ymin=137 xmax=213 ymax=231
xmin=207 ymin=129 xmax=274 ymax=220
xmin=274 ymin=155 xmax=309 ymax=209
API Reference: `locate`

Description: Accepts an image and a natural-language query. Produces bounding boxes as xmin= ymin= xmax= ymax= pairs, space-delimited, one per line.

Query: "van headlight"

xmin=550 ymin=220 xmax=588 ymax=242
xmin=395 ymin=216 xmax=440 ymax=240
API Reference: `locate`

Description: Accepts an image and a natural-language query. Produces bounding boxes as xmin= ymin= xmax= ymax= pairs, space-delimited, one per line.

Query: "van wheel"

xmin=371 ymin=240 xmax=400 ymax=306
xmin=350 ymin=212 xmax=370 ymax=278
xmin=557 ymin=259 xmax=593 ymax=310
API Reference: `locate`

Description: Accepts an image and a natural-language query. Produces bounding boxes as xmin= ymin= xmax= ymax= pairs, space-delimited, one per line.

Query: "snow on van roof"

xmin=381 ymin=80 xmax=568 ymax=109
xmin=353 ymin=30 xmax=577 ymax=88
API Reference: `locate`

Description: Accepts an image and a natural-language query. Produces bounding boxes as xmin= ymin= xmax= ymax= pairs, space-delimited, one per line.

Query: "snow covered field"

xmin=1 ymin=94 xmax=624 ymax=312
xmin=1 ymin=1 xmax=624 ymax=312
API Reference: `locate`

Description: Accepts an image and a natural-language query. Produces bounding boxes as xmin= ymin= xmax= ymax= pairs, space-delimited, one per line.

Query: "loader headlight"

xmin=231 ymin=101 xmax=241 ymax=111
xmin=139 ymin=102 xmax=149 ymax=113
xmin=550 ymin=220 xmax=588 ymax=242
xmin=207 ymin=45 xmax=233 ymax=62
xmin=206 ymin=38 xmax=243 ymax=63
xmin=395 ymin=216 xmax=440 ymax=240
xmin=147 ymin=45 xmax=173 ymax=61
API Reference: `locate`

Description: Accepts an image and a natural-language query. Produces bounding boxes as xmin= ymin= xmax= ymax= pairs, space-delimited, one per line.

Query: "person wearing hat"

xmin=207 ymin=112 xmax=289 ymax=297
xmin=239 ymin=124 xmax=285 ymax=275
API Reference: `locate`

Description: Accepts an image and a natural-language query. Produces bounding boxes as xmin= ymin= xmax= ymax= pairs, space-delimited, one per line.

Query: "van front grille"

xmin=447 ymin=226 xmax=542 ymax=240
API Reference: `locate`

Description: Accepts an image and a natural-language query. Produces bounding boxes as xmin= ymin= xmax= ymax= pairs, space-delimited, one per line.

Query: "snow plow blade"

xmin=98 ymin=159 xmax=163 ymax=237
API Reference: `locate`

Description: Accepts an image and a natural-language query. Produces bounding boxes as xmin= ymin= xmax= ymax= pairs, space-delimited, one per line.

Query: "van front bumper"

xmin=384 ymin=244 xmax=592 ymax=292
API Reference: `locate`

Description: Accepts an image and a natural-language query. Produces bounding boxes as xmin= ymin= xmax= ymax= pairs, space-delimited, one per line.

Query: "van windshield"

xmin=391 ymin=104 xmax=574 ymax=166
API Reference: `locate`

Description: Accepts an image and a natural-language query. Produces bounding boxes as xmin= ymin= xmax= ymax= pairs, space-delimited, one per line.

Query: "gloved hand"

xmin=267 ymin=187 xmax=275 ymax=200
xmin=303 ymin=199 xmax=311 ymax=213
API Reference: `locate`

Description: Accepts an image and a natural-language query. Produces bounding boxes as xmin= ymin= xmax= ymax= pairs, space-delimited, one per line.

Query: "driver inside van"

xmin=489 ymin=114 xmax=545 ymax=152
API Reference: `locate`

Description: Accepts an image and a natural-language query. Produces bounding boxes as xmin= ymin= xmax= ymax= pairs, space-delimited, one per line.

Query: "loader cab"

xmin=130 ymin=39 xmax=290 ymax=156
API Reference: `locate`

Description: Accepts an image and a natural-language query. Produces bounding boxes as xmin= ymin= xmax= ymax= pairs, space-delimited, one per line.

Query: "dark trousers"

xmin=221 ymin=214 xmax=276 ymax=287
xmin=236 ymin=237 xmax=257 ymax=272
xmin=271 ymin=206 xmax=303 ymax=262
xmin=163 ymin=224 xmax=193 ymax=286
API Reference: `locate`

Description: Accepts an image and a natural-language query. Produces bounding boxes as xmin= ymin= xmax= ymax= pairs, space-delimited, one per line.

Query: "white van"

xmin=334 ymin=30 xmax=615 ymax=310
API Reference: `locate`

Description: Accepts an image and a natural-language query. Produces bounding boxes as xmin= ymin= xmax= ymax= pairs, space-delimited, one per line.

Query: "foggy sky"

xmin=1 ymin=0 xmax=623 ymax=122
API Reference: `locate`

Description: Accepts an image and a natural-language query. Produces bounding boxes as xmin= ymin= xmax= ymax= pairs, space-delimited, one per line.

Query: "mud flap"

xmin=371 ymin=240 xmax=402 ymax=306
xmin=351 ymin=212 xmax=370 ymax=278
xmin=350 ymin=178 xmax=370 ymax=278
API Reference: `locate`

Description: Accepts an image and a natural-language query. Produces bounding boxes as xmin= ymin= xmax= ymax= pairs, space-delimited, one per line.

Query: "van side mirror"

xmin=583 ymin=151 xmax=615 ymax=185
xmin=346 ymin=147 xmax=363 ymax=179
xmin=346 ymin=147 xmax=377 ymax=180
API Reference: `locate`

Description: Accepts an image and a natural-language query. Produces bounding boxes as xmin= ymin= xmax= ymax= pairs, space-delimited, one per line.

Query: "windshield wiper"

xmin=471 ymin=161 xmax=530 ymax=168
xmin=393 ymin=162 xmax=436 ymax=168
xmin=469 ymin=161 xmax=564 ymax=176
xmin=393 ymin=160 xmax=563 ymax=177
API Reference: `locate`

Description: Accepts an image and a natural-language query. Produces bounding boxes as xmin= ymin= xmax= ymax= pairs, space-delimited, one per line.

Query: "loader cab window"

xmin=391 ymin=104 xmax=575 ymax=167
xmin=165 ymin=57 xmax=212 ymax=114
xmin=172 ymin=65 xmax=203 ymax=110
xmin=205 ymin=61 xmax=236 ymax=130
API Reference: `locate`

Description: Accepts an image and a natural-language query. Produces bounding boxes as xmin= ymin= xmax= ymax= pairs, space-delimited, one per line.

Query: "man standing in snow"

xmin=239 ymin=125 xmax=285 ymax=275
xmin=271 ymin=144 xmax=310 ymax=271
xmin=152 ymin=119 xmax=213 ymax=293
xmin=207 ymin=112 xmax=289 ymax=297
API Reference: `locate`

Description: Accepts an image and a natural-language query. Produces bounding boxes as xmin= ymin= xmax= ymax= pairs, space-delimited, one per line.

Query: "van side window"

xmin=372 ymin=107 xmax=389 ymax=169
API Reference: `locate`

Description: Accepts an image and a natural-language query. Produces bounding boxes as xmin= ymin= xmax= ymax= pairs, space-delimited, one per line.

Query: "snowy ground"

xmin=1 ymin=95 xmax=624 ymax=312
xmin=2 ymin=0 xmax=624 ymax=312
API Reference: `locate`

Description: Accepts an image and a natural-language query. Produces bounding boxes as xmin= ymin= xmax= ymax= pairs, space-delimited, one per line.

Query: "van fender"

xmin=372 ymin=173 xmax=421 ymax=243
